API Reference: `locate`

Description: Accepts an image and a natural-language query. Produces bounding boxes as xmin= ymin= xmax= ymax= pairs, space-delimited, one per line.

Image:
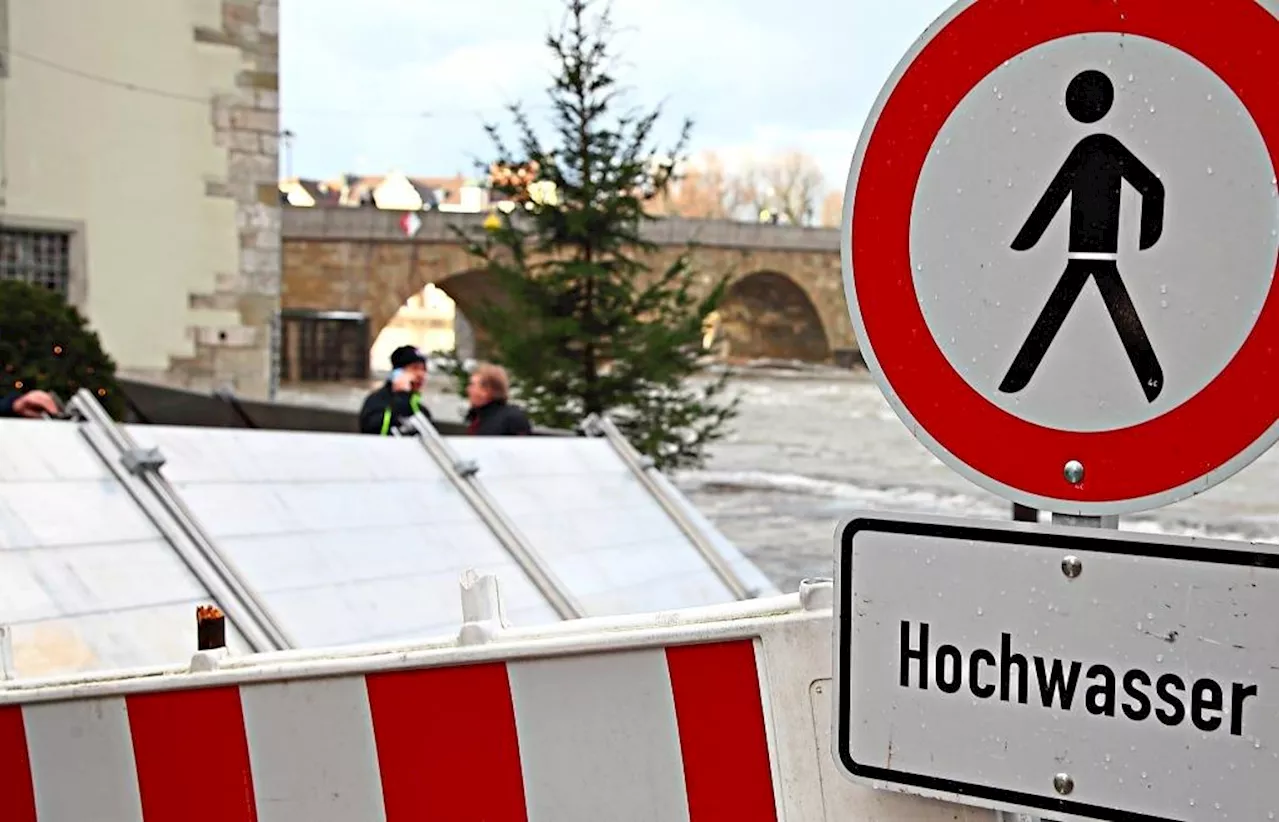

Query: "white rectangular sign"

xmin=832 ymin=514 xmax=1278 ymax=822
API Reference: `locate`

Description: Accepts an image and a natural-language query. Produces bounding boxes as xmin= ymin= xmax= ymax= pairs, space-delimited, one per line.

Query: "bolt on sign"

xmin=831 ymin=0 xmax=1279 ymax=819
xmin=840 ymin=0 xmax=1277 ymax=517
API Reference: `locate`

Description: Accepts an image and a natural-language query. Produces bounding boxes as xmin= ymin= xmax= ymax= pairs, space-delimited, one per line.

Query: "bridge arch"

xmin=710 ymin=270 xmax=831 ymax=363
xmin=369 ymin=266 xmax=507 ymax=370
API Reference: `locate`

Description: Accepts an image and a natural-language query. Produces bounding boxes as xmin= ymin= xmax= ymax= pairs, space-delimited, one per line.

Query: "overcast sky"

xmin=279 ymin=0 xmax=953 ymax=194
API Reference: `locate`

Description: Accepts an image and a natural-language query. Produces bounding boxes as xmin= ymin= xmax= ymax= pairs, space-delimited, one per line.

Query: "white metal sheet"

xmin=451 ymin=437 xmax=742 ymax=616
xmin=0 ymin=421 xmax=251 ymax=679
xmin=833 ymin=513 xmax=1279 ymax=822
xmin=128 ymin=426 xmax=562 ymax=645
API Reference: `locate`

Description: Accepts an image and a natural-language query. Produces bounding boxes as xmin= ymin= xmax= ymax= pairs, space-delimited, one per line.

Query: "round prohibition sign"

xmin=842 ymin=0 xmax=1278 ymax=515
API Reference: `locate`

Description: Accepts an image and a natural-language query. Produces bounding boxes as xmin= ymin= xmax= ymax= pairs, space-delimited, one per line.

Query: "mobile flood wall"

xmin=0 ymin=390 xmax=773 ymax=681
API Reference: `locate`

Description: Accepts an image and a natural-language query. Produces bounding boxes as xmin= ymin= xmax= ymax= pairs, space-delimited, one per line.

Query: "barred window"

xmin=0 ymin=228 xmax=72 ymax=294
xmin=280 ymin=309 xmax=371 ymax=382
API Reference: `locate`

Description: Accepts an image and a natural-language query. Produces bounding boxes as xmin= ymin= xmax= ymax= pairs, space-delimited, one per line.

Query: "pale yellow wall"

xmin=4 ymin=0 xmax=247 ymax=373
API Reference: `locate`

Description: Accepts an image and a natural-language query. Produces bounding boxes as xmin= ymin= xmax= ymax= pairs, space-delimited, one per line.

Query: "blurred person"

xmin=0 ymin=389 xmax=60 ymax=418
xmin=465 ymin=363 xmax=532 ymax=436
xmin=359 ymin=346 xmax=433 ymax=435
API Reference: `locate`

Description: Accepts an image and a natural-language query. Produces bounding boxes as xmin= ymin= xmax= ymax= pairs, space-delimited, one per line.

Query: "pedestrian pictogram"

xmin=1001 ymin=69 xmax=1166 ymax=403
xmin=840 ymin=0 xmax=1278 ymax=515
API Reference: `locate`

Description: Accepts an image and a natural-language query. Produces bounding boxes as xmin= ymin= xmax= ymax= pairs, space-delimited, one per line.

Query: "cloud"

xmin=280 ymin=0 xmax=955 ymax=189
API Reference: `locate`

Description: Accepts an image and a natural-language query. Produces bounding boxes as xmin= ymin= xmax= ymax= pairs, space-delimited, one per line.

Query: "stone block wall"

xmin=173 ymin=0 xmax=281 ymax=398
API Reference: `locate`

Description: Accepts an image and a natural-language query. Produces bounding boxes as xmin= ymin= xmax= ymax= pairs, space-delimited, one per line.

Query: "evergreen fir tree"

xmin=0 ymin=279 xmax=124 ymax=418
xmin=457 ymin=0 xmax=738 ymax=471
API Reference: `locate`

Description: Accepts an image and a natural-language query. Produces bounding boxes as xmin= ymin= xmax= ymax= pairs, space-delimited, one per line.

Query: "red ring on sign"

xmin=851 ymin=0 xmax=1278 ymax=505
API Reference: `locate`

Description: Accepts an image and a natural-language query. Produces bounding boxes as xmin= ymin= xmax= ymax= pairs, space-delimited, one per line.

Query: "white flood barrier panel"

xmin=125 ymin=425 xmax=563 ymax=647
xmin=834 ymin=514 xmax=1280 ymax=822
xmin=450 ymin=437 xmax=774 ymax=615
xmin=0 ymin=420 xmax=251 ymax=679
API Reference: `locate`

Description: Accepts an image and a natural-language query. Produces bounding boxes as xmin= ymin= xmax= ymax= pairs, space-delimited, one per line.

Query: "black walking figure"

xmin=1001 ymin=69 xmax=1166 ymax=402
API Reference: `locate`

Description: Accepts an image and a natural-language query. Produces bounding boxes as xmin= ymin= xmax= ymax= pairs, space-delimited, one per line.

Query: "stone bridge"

xmin=281 ymin=207 xmax=853 ymax=364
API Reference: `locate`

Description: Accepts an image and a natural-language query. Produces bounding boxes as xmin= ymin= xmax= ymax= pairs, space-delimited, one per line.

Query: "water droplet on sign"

xmin=1207 ymin=166 xmax=1213 ymax=175
xmin=1156 ymin=654 xmax=1164 ymax=663
xmin=1160 ymin=299 xmax=1169 ymax=309
xmin=1011 ymin=126 xmax=1018 ymax=134
xmin=1160 ymin=284 xmax=1168 ymax=294
xmin=977 ymin=607 xmax=984 ymax=616
xmin=1206 ymin=93 xmax=1213 ymax=101
xmin=1127 ymin=73 xmax=1134 ymax=82
xmin=1149 ymin=105 xmax=1156 ymax=113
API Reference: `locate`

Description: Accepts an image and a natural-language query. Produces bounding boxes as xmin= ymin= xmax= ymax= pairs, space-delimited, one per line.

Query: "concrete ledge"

xmin=281 ymin=206 xmax=840 ymax=253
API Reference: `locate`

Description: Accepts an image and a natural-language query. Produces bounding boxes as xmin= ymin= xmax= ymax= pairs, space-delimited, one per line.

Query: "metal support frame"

xmin=582 ymin=414 xmax=755 ymax=600
xmin=401 ymin=412 xmax=586 ymax=620
xmin=1050 ymin=512 xmax=1120 ymax=530
xmin=65 ymin=389 xmax=294 ymax=653
xmin=999 ymin=508 xmax=1119 ymax=822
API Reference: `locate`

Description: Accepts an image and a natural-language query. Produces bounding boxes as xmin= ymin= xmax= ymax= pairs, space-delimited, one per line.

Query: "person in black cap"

xmin=358 ymin=345 xmax=433 ymax=435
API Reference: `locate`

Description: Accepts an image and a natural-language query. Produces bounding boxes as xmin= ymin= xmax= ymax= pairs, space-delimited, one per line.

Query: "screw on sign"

xmin=842 ymin=0 xmax=1278 ymax=515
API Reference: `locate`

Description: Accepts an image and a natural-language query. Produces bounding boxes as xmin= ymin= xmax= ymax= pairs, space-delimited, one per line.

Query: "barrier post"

xmin=457 ymin=570 xmax=507 ymax=646
xmin=0 ymin=625 xmax=13 ymax=682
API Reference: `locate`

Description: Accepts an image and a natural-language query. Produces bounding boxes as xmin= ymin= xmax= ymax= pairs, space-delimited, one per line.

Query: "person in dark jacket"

xmin=465 ymin=363 xmax=532 ymax=436
xmin=358 ymin=346 xmax=433 ymax=435
xmin=0 ymin=389 xmax=59 ymax=418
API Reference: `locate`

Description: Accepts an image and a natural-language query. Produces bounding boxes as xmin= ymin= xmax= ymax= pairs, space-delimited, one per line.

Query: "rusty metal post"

xmin=1012 ymin=503 xmax=1039 ymax=522
xmin=197 ymin=604 xmax=227 ymax=651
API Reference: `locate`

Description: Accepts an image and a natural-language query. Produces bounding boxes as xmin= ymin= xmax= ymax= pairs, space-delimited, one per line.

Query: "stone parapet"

xmin=281 ymin=206 xmax=841 ymax=253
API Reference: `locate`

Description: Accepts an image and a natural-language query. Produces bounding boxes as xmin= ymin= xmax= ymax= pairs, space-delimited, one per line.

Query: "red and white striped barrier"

xmin=0 ymin=580 xmax=990 ymax=822
xmin=0 ymin=640 xmax=777 ymax=822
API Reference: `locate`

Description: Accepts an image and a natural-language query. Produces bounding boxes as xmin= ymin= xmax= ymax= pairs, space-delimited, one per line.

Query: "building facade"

xmin=1 ymin=0 xmax=281 ymax=398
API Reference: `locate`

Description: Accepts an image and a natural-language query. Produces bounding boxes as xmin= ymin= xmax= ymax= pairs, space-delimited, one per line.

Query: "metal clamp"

xmin=454 ymin=459 xmax=480 ymax=478
xmin=121 ymin=446 xmax=166 ymax=475
xmin=582 ymin=413 xmax=755 ymax=600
